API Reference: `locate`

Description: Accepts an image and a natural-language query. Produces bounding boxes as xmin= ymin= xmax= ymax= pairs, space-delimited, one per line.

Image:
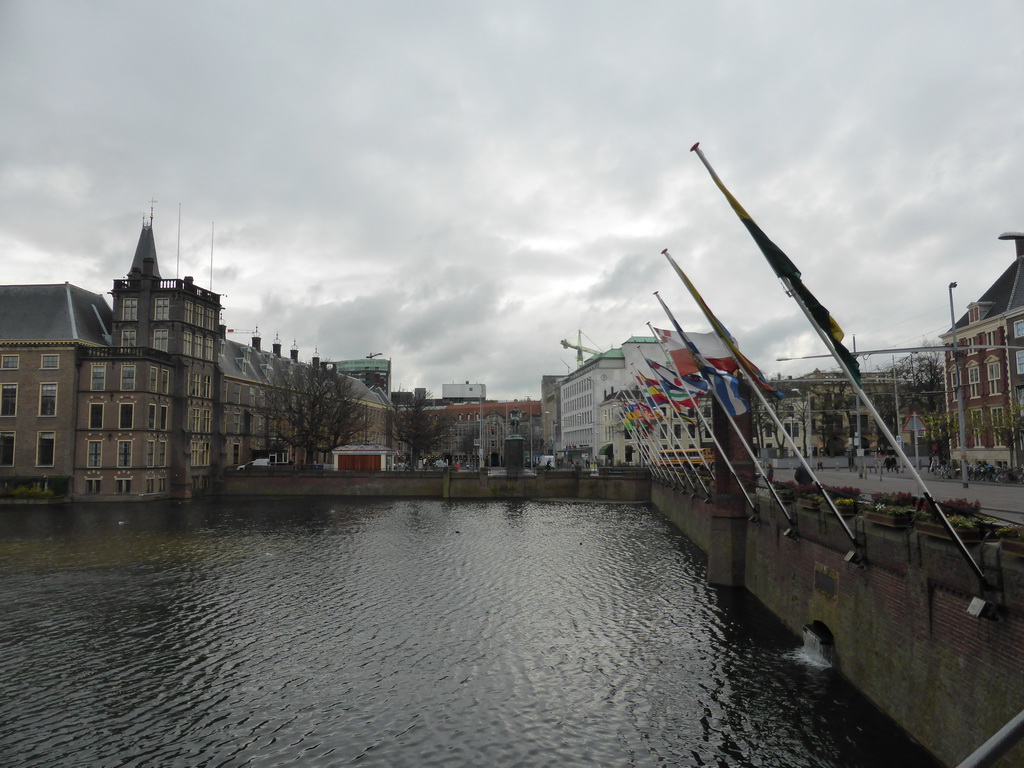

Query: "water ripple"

xmin=0 ymin=498 xmax=938 ymax=767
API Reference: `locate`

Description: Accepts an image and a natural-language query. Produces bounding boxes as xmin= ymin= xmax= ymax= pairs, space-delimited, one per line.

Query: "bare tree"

xmin=260 ymin=363 xmax=370 ymax=464
xmin=391 ymin=391 xmax=455 ymax=469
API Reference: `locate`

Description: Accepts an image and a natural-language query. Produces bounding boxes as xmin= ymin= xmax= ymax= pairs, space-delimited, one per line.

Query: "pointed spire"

xmin=129 ymin=223 xmax=161 ymax=278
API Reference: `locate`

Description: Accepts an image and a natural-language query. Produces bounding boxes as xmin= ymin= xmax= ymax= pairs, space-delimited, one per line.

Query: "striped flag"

xmin=690 ymin=142 xmax=861 ymax=384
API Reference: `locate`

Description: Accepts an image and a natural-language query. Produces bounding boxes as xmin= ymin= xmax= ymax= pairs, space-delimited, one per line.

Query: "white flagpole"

xmin=690 ymin=142 xmax=988 ymax=588
xmin=663 ymin=249 xmax=857 ymax=546
xmin=631 ymin=363 xmax=712 ymax=499
xmin=654 ymin=294 xmax=776 ymax=518
xmin=645 ymin=327 xmax=729 ymax=478
xmin=620 ymin=393 xmax=677 ymax=487
xmin=648 ymin=325 xmax=759 ymax=508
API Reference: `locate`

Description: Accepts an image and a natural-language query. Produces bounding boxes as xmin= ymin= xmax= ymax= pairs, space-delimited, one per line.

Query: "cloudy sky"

xmin=3 ymin=1 xmax=1022 ymax=399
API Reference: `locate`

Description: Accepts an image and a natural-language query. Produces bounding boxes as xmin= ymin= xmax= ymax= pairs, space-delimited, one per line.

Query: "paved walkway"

xmin=779 ymin=465 xmax=1024 ymax=524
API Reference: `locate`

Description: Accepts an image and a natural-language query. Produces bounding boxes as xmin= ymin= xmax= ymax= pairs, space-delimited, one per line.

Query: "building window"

xmin=116 ymin=479 xmax=131 ymax=495
xmin=121 ymin=365 xmax=136 ymax=391
xmin=1015 ymin=319 xmax=1024 ymax=338
xmin=146 ymin=478 xmax=155 ymax=494
xmin=39 ymin=383 xmax=57 ymax=416
xmin=201 ymin=408 xmax=212 ymax=433
xmin=204 ymin=337 xmax=214 ymax=360
xmin=0 ymin=432 xmax=13 ymax=466
xmin=36 ymin=432 xmax=55 ymax=466
xmin=1 ymin=384 xmax=16 ymax=416
xmin=91 ymin=365 xmax=106 ymax=391
xmin=87 ymin=440 xmax=102 ymax=468
xmin=158 ymin=477 xmax=166 ymax=492
xmin=183 ymin=331 xmax=193 ymax=356
xmin=988 ymin=362 xmax=1001 ymax=395
xmin=149 ymin=366 xmax=158 ymax=392
xmin=121 ymin=328 xmax=137 ymax=347
xmin=193 ymin=334 xmax=203 ymax=358
xmin=154 ymin=297 xmax=170 ymax=320
xmin=119 ymin=403 xmax=134 ymax=429
xmin=1 ymin=355 xmax=18 ymax=369
xmin=968 ymin=366 xmax=980 ymax=398
xmin=122 ymin=297 xmax=138 ymax=321
xmin=85 ymin=478 xmax=100 ymax=494
xmin=89 ymin=403 xmax=103 ymax=429
xmin=990 ymin=407 xmax=1005 ymax=445
xmin=160 ymin=405 xmax=169 ymax=430
xmin=148 ymin=404 xmax=157 ymax=429
xmin=40 ymin=354 xmax=59 ymax=369
xmin=146 ymin=440 xmax=155 ymax=467
xmin=152 ymin=328 xmax=169 ymax=351
xmin=161 ymin=369 xmax=169 ymax=394
xmin=184 ymin=300 xmax=194 ymax=325
xmin=117 ymin=440 xmax=132 ymax=468
xmin=157 ymin=440 xmax=166 ymax=467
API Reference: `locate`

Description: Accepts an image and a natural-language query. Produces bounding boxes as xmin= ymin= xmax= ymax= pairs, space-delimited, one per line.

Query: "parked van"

xmin=237 ymin=457 xmax=271 ymax=470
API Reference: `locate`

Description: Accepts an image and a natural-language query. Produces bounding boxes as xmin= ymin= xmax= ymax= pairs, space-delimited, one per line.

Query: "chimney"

xmin=999 ymin=232 xmax=1024 ymax=259
xmin=252 ymin=335 xmax=261 ymax=351
xmin=290 ymin=345 xmax=299 ymax=362
xmin=312 ymin=355 xmax=320 ymax=369
xmin=273 ymin=341 xmax=282 ymax=357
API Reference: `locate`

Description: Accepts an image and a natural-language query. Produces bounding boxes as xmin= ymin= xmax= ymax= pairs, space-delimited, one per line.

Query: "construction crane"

xmin=366 ymin=352 xmax=383 ymax=359
xmin=559 ymin=331 xmax=602 ymax=368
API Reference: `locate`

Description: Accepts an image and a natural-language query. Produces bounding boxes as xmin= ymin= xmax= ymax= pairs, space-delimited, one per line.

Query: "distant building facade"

xmin=0 ymin=221 xmax=391 ymax=501
xmin=940 ymin=232 xmax=1024 ymax=466
xmin=558 ymin=336 xmax=663 ymax=465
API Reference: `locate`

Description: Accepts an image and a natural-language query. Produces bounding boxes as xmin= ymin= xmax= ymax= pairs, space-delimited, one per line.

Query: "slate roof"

xmin=0 ymin=283 xmax=113 ymax=345
xmin=954 ymin=234 xmax=1024 ymax=330
xmin=217 ymin=337 xmax=392 ymax=406
xmin=129 ymin=224 xmax=161 ymax=277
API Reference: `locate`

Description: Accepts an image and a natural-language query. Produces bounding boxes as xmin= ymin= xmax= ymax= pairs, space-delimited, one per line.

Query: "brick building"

xmin=0 ymin=220 xmax=391 ymax=501
xmin=940 ymin=232 xmax=1024 ymax=465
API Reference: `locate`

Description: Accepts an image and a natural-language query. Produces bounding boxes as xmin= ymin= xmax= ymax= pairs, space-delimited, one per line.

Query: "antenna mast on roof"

xmin=176 ymin=203 xmax=181 ymax=279
xmin=148 ymin=198 xmax=157 ymax=227
xmin=210 ymin=221 xmax=215 ymax=290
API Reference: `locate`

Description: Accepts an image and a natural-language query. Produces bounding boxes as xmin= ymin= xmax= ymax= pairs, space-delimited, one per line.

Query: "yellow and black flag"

xmin=689 ymin=142 xmax=861 ymax=385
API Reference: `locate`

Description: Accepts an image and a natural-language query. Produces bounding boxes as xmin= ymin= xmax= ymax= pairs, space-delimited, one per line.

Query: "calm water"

xmin=0 ymin=498 xmax=939 ymax=768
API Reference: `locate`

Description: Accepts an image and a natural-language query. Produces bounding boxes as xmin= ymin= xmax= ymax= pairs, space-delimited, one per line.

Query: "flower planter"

xmin=864 ymin=510 xmax=912 ymax=529
xmin=915 ymin=519 xmax=981 ymax=542
xmin=1001 ymin=538 xmax=1024 ymax=557
xmin=797 ymin=498 xmax=820 ymax=512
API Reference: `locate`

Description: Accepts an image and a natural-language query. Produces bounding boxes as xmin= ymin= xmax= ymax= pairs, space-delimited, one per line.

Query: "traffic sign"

xmin=902 ymin=412 xmax=927 ymax=434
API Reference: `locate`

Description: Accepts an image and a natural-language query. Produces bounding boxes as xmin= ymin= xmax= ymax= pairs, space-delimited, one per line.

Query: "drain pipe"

xmin=956 ymin=707 xmax=1024 ymax=768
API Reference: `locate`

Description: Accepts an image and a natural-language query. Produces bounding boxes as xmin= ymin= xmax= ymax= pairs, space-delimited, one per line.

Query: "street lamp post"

xmin=948 ymin=282 xmax=970 ymax=488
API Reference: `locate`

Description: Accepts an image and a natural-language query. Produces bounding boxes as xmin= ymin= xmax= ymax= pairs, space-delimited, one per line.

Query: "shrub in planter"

xmin=825 ymin=485 xmax=861 ymax=500
xmin=938 ymin=497 xmax=981 ymax=516
xmin=833 ymin=497 xmax=857 ymax=515
xmin=870 ymin=491 xmax=917 ymax=508
xmin=995 ymin=523 xmax=1024 ymax=540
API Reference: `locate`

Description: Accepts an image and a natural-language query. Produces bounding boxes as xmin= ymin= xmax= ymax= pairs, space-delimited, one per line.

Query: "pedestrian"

xmin=766 ymin=462 xmax=775 ymax=483
xmin=794 ymin=464 xmax=812 ymax=486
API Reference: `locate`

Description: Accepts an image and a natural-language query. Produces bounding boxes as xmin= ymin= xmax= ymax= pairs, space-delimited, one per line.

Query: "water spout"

xmin=802 ymin=622 xmax=835 ymax=667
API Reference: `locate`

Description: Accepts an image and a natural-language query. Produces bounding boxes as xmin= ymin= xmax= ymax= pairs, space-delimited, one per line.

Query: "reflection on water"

xmin=0 ymin=498 xmax=938 ymax=767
